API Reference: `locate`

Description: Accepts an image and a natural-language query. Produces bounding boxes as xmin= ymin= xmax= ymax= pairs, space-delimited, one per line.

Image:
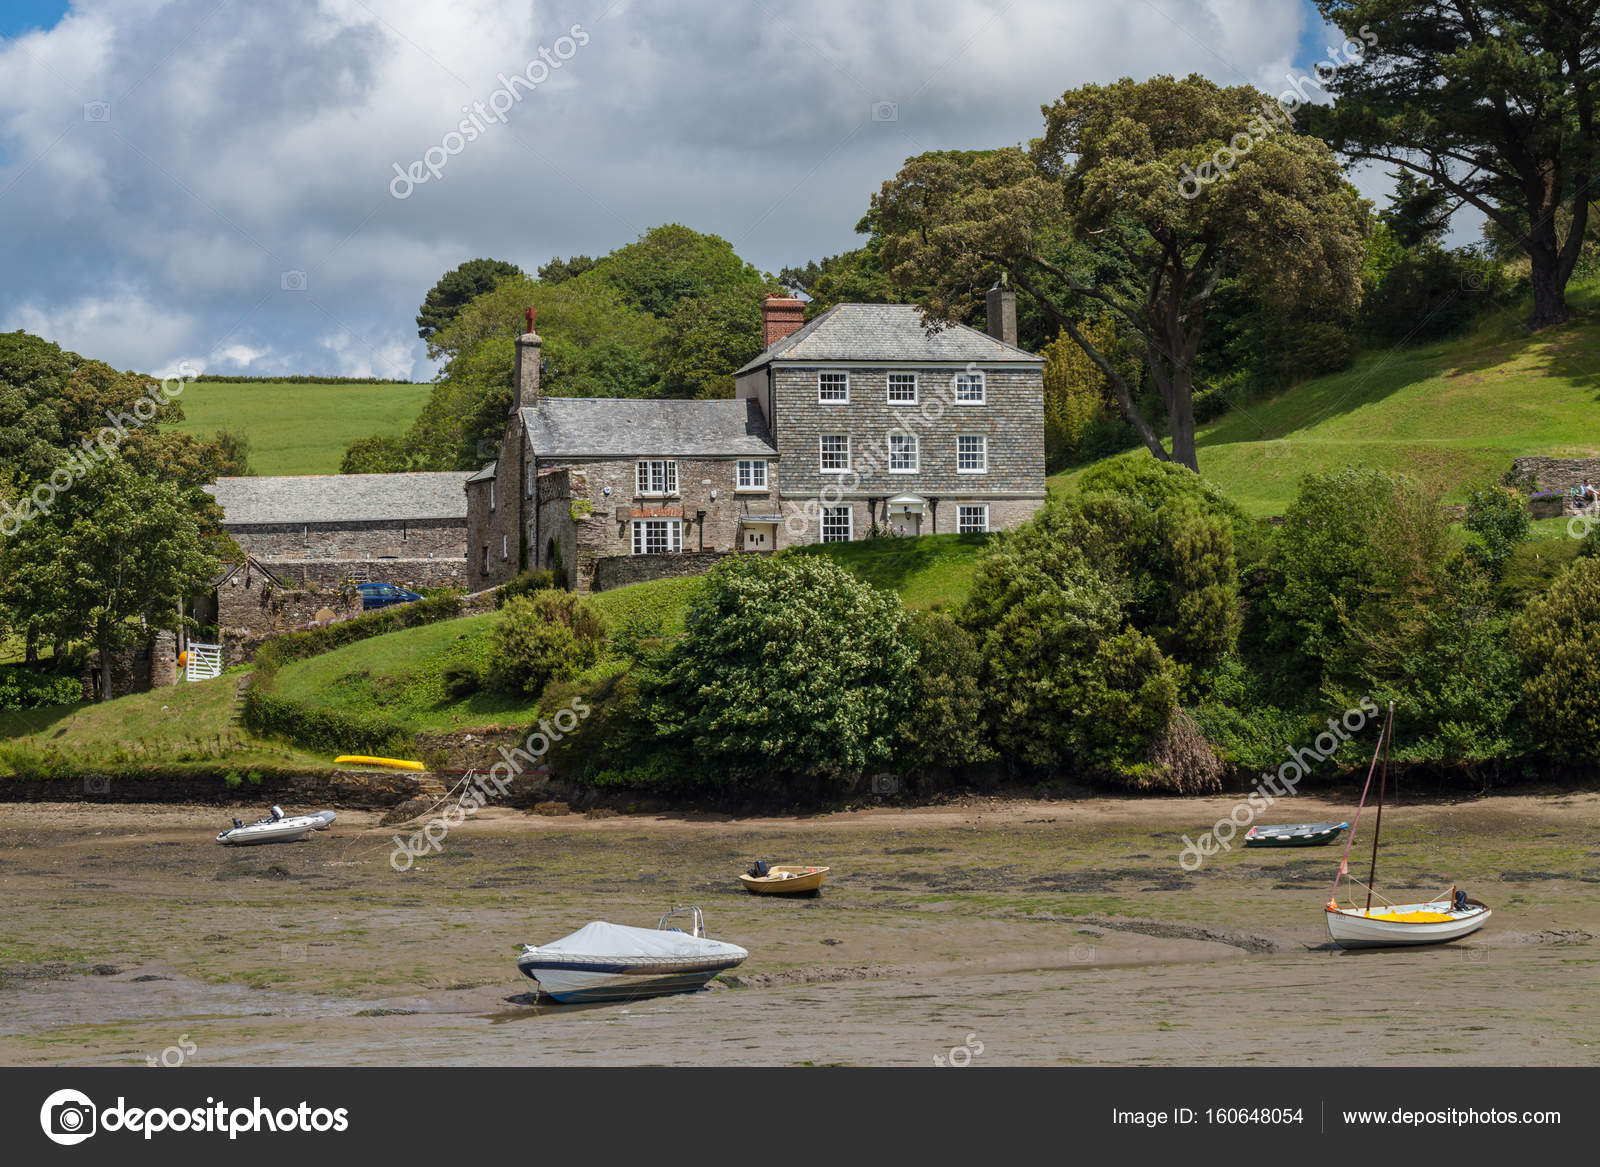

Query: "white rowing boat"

xmin=216 ymin=806 xmax=336 ymax=846
xmin=516 ymin=907 xmax=747 ymax=1003
xmin=1325 ymin=896 xmax=1492 ymax=948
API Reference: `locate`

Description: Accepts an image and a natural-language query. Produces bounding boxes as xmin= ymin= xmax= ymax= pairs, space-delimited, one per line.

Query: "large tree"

xmin=415 ymin=258 xmax=523 ymax=341
xmin=874 ymin=76 xmax=1368 ymax=470
xmin=1312 ymin=0 xmax=1600 ymax=328
xmin=1 ymin=461 xmax=216 ymax=700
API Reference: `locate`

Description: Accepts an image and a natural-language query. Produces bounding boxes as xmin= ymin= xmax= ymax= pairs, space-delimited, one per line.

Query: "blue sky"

xmin=0 ymin=1 xmax=1462 ymax=381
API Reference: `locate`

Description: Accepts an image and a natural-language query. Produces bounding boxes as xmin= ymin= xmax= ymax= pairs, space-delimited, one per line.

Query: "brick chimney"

xmin=761 ymin=295 xmax=806 ymax=348
xmin=986 ymin=280 xmax=1017 ymax=347
xmin=513 ymin=306 xmax=541 ymax=410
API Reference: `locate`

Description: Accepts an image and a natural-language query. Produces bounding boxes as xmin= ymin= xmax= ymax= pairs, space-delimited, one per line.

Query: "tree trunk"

xmin=97 ymin=627 xmax=113 ymax=704
xmin=24 ymin=624 xmax=39 ymax=667
xmin=1527 ymin=247 xmax=1573 ymax=329
xmin=1168 ymin=365 xmax=1199 ymax=472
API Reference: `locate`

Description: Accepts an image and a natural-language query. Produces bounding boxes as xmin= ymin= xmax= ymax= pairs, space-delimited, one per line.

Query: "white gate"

xmin=185 ymin=642 xmax=222 ymax=681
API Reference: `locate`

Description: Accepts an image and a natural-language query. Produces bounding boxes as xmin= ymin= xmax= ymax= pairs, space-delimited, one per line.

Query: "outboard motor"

xmin=748 ymin=860 xmax=770 ymax=878
xmin=1453 ymin=888 xmax=1469 ymax=912
xmin=232 ymin=818 xmax=243 ymax=830
xmin=270 ymin=806 xmax=285 ymax=821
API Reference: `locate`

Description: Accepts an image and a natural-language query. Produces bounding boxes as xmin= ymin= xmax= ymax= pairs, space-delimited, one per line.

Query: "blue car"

xmin=356 ymin=582 xmax=422 ymax=611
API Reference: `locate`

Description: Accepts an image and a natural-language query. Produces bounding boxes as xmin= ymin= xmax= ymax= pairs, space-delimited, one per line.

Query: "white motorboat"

xmin=1325 ymin=896 xmax=1492 ymax=948
xmin=516 ymin=907 xmax=748 ymax=1003
xmin=216 ymin=806 xmax=335 ymax=846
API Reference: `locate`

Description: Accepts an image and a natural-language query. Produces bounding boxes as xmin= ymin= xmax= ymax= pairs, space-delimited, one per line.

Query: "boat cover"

xmin=532 ymin=921 xmax=731 ymax=960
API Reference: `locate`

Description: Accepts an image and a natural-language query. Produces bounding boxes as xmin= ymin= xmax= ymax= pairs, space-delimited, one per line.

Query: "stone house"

xmin=467 ymin=293 xmax=1046 ymax=593
xmin=206 ymin=471 xmax=472 ymax=590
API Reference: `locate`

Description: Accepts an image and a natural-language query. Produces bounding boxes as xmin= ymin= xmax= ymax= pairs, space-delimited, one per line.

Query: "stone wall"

xmin=260 ymin=557 xmax=466 ymax=590
xmin=217 ymin=578 xmax=362 ymax=664
xmin=228 ymin=517 xmax=466 ymax=560
xmin=466 ymin=413 xmax=531 ymax=593
xmin=82 ymin=630 xmax=179 ymax=701
xmin=1511 ymin=457 xmax=1600 ymax=498
xmin=592 ymin=548 xmax=766 ymax=592
xmin=0 ymin=768 xmax=434 ymax=808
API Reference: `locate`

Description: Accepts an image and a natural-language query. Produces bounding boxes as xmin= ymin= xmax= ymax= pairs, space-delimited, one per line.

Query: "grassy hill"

xmin=796 ymin=532 xmax=989 ymax=609
xmin=171 ymin=380 xmax=433 ymax=476
xmin=0 ymin=672 xmax=327 ymax=777
xmin=1051 ymin=278 xmax=1600 ymax=516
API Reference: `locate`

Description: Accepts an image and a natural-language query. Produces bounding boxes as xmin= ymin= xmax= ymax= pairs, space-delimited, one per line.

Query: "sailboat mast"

xmin=1365 ymin=702 xmax=1394 ymax=914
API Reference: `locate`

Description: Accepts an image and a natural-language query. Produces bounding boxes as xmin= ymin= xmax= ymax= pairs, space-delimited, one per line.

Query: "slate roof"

xmin=205 ymin=472 xmax=473 ymax=525
xmin=735 ymin=302 xmax=1042 ymax=375
xmin=521 ymin=397 xmax=777 ymax=459
xmin=466 ymin=461 xmax=497 ymax=484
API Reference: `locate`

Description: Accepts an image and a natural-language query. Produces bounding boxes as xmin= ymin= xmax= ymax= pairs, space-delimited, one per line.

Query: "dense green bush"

xmin=241 ymin=686 xmax=407 ymax=756
xmin=1077 ymin=451 xmax=1266 ymax=568
xmin=962 ymin=534 xmax=1178 ymax=779
xmin=1359 ymin=243 xmax=1514 ymax=343
xmin=1511 ymin=557 xmax=1600 ymax=761
xmin=645 ymin=554 xmax=917 ymax=780
xmin=897 ymin=611 xmax=994 ymax=771
xmin=1259 ymin=468 xmax=1452 ymax=688
xmin=494 ymin=568 xmax=560 ymax=608
xmin=0 ymin=665 xmax=82 ymax=711
xmin=487 ymin=590 xmax=606 ymax=697
xmin=1464 ymin=483 xmax=1530 ymax=579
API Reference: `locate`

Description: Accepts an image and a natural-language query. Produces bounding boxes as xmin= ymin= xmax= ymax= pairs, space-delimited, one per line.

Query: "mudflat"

xmin=1 ymin=792 xmax=1596 ymax=1066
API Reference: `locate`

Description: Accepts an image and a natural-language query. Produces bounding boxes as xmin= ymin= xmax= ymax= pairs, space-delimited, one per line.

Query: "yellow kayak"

xmin=334 ymin=755 xmax=426 ymax=772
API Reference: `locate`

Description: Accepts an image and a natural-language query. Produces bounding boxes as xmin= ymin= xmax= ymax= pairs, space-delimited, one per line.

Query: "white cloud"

xmin=1 ymin=0 xmax=1337 ymax=378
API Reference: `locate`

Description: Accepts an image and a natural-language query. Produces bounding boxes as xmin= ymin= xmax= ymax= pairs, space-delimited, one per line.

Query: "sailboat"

xmin=1323 ymin=703 xmax=1491 ymax=949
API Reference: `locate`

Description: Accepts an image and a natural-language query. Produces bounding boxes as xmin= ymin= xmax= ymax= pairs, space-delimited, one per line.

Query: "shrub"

xmin=897 ymin=611 xmax=994 ymax=770
xmin=1359 ymin=243 xmax=1513 ymax=342
xmin=1259 ymin=468 xmax=1452 ymax=689
xmin=487 ymin=590 xmax=606 ymax=697
xmin=1464 ymin=483 xmax=1530 ymax=579
xmin=495 ymin=568 xmax=560 ymax=608
xmin=962 ymin=535 xmax=1178 ymax=779
xmin=1077 ymin=451 xmax=1265 ymax=568
xmin=0 ymin=665 xmax=82 ymax=711
xmin=1511 ymin=557 xmax=1600 ymax=761
xmin=645 ymin=554 xmax=918 ymax=780
xmin=241 ymin=686 xmax=407 ymax=756
xmin=441 ymin=663 xmax=482 ymax=698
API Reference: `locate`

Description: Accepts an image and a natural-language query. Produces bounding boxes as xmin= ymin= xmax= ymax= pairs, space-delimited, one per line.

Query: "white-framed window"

xmin=737 ymin=460 xmax=768 ymax=490
xmin=821 ymin=505 xmax=853 ymax=543
xmin=818 ymin=370 xmax=850 ymax=402
xmin=526 ymin=462 xmax=534 ymax=497
xmin=631 ymin=519 xmax=682 ymax=555
xmin=820 ymin=434 xmax=850 ymax=472
xmin=636 ymin=459 xmax=678 ymax=496
xmin=889 ymin=432 xmax=919 ymax=473
xmin=957 ymin=435 xmax=987 ymax=473
xmin=501 ymin=534 xmax=509 ymax=560
xmin=887 ymin=372 xmax=918 ymax=403
xmin=954 ymin=370 xmax=986 ymax=404
xmin=958 ymin=505 xmax=989 ymax=533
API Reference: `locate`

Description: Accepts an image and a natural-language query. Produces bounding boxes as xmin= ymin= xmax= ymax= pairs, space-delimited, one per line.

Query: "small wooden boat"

xmin=333 ymin=755 xmax=425 ymax=771
xmin=1323 ymin=703 xmax=1490 ymax=949
xmin=739 ymin=863 xmax=830 ymax=895
xmin=516 ymin=907 xmax=747 ymax=1003
xmin=1245 ymin=822 xmax=1348 ymax=848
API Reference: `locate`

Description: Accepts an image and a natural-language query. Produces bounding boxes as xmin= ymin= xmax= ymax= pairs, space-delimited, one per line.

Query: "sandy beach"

xmin=1 ymin=791 xmax=1597 ymax=1067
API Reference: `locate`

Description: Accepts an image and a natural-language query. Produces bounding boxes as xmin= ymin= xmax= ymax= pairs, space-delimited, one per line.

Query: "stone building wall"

xmin=81 ymin=630 xmax=178 ymax=701
xmin=1510 ymin=456 xmax=1600 ymax=496
xmin=260 ymin=557 xmax=466 ymax=590
xmin=466 ymin=414 xmax=530 ymax=593
xmin=768 ymin=364 xmax=1046 ymax=540
xmin=228 ymin=518 xmax=465 ymax=560
xmin=591 ymin=549 xmax=769 ymax=592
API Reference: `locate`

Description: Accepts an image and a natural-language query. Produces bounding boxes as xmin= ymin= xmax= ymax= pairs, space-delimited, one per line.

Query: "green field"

xmin=796 ymin=532 xmax=989 ymax=609
xmin=0 ymin=672 xmax=327 ymax=777
xmin=1051 ymin=278 xmax=1600 ymax=516
xmin=170 ymin=380 xmax=432 ymax=476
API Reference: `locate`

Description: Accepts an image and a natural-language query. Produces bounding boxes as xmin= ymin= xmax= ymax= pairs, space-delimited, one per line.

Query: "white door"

xmin=743 ymin=524 xmax=774 ymax=551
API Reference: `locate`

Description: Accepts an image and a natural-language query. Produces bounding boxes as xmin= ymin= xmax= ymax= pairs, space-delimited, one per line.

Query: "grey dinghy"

xmin=516 ymin=907 xmax=748 ymax=1003
xmin=216 ymin=806 xmax=337 ymax=845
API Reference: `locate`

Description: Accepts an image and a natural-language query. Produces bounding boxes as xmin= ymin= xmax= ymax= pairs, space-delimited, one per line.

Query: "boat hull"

xmin=216 ymin=814 xmax=330 ymax=845
xmin=739 ymin=865 xmax=829 ymax=895
xmin=516 ymin=958 xmax=743 ymax=1002
xmin=1245 ymin=823 xmax=1348 ymax=848
xmin=1326 ymin=900 xmax=1491 ymax=948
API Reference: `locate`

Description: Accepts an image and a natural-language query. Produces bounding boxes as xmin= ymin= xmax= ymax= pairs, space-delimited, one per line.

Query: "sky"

xmin=0 ymin=0 xmax=1470 ymax=382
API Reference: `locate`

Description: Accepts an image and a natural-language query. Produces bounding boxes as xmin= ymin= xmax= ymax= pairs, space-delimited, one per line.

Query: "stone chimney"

xmin=513 ymin=306 xmax=541 ymax=410
xmin=761 ymin=295 xmax=806 ymax=348
xmin=985 ymin=280 xmax=1017 ymax=347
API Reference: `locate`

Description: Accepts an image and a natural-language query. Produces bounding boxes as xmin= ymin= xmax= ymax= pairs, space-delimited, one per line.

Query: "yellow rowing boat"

xmin=739 ymin=864 xmax=829 ymax=895
xmin=334 ymin=755 xmax=426 ymax=772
